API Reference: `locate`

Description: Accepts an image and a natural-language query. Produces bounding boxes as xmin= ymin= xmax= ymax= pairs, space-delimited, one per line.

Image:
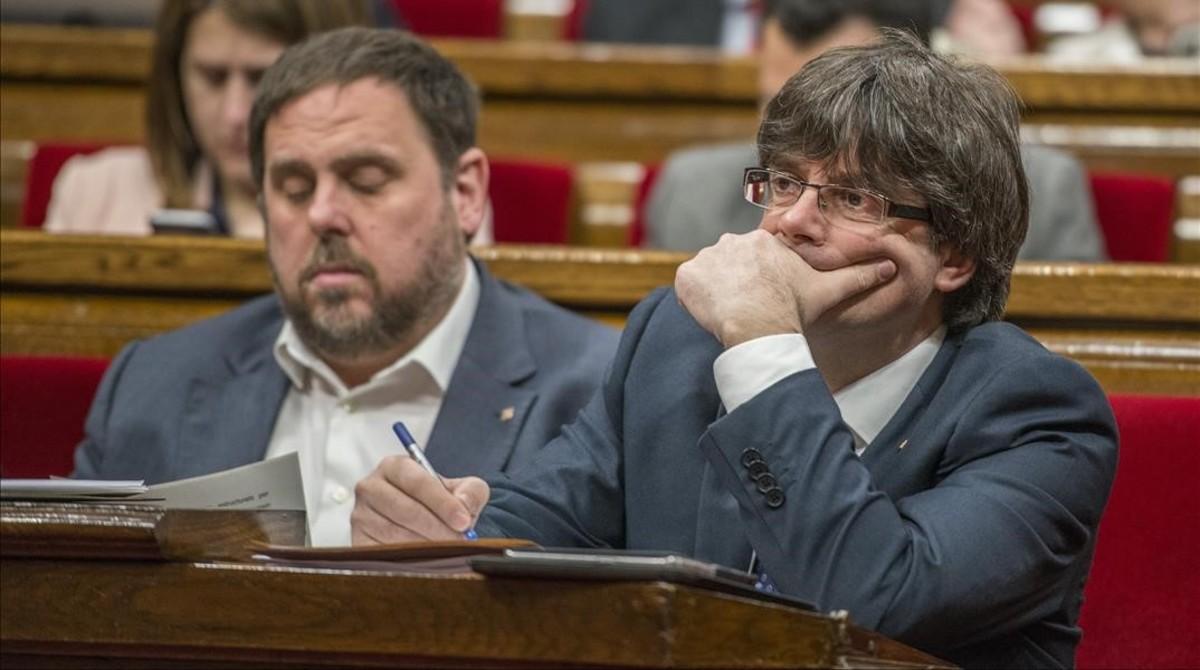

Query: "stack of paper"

xmin=0 ymin=453 xmax=304 ymax=510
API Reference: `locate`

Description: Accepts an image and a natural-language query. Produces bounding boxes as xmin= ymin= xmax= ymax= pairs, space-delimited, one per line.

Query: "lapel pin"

xmin=897 ymin=439 xmax=908 ymax=451
xmin=499 ymin=406 xmax=515 ymax=423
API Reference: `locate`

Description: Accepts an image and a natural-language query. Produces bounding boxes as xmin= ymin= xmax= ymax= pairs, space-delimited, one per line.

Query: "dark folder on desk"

xmin=469 ymin=547 xmax=816 ymax=611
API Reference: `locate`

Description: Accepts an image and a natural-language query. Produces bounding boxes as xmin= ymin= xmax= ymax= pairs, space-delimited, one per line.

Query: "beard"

xmin=272 ymin=208 xmax=465 ymax=363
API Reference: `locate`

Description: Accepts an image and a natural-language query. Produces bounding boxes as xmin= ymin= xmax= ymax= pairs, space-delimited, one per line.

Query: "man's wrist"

xmin=713 ymin=333 xmax=815 ymax=412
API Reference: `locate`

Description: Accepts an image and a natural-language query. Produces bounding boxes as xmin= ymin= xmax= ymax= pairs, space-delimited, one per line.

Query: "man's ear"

xmin=450 ymin=147 xmax=489 ymax=239
xmin=934 ymin=246 xmax=976 ymax=294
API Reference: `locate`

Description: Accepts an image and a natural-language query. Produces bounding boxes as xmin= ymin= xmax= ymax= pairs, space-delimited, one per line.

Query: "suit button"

xmin=765 ymin=487 xmax=785 ymax=508
xmin=748 ymin=460 xmax=770 ymax=479
xmin=741 ymin=448 xmax=764 ymax=468
xmin=754 ymin=473 xmax=777 ymax=492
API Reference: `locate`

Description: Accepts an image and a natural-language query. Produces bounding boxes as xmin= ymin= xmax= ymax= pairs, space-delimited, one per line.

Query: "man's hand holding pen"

xmin=351 ymin=453 xmax=491 ymax=545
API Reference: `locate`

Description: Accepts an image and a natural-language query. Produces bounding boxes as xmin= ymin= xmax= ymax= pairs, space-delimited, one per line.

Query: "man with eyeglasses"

xmin=353 ymin=30 xmax=1117 ymax=669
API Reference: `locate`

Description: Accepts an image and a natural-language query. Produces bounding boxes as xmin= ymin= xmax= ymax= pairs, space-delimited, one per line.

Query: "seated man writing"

xmin=72 ymin=27 xmax=618 ymax=546
xmin=352 ymin=30 xmax=1118 ymax=669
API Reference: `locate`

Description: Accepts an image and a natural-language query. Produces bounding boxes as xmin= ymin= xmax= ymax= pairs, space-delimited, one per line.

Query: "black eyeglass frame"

xmin=742 ymin=167 xmax=932 ymax=224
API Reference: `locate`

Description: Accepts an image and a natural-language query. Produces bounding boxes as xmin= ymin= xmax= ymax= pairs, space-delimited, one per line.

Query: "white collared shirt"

xmin=264 ymin=258 xmax=480 ymax=546
xmin=713 ymin=327 xmax=946 ymax=455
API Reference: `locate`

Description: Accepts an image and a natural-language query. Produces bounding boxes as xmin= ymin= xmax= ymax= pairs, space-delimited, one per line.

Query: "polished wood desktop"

xmin=1 ymin=230 xmax=1197 ymax=395
xmin=0 ymin=502 xmax=952 ymax=669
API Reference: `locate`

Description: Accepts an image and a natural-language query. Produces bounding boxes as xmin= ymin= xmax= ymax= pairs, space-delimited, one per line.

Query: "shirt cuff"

xmin=713 ymin=333 xmax=816 ymax=413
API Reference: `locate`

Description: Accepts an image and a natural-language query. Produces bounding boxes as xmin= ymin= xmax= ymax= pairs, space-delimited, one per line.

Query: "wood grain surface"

xmin=2 ymin=230 xmax=1197 ymax=394
xmin=1 ymin=556 xmax=950 ymax=668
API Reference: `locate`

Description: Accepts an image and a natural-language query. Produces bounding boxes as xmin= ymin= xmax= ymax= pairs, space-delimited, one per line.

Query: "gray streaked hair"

xmin=757 ymin=28 xmax=1029 ymax=332
xmin=249 ymin=27 xmax=478 ymax=189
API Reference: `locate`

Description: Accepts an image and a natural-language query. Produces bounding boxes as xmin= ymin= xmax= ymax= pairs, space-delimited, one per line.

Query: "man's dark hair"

xmin=249 ymin=27 xmax=478 ymax=188
xmin=757 ymin=29 xmax=1028 ymax=332
xmin=761 ymin=0 xmax=935 ymax=45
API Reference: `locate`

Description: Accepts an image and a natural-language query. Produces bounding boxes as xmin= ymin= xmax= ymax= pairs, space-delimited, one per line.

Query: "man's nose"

xmin=307 ymin=180 xmax=352 ymax=236
xmin=769 ymin=188 xmax=828 ymax=245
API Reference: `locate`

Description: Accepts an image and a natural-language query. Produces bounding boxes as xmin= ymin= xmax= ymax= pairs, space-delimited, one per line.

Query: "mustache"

xmin=299 ymin=237 xmax=378 ymax=284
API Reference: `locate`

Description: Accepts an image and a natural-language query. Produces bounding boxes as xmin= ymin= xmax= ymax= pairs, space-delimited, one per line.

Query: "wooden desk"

xmin=1 ymin=230 xmax=1197 ymax=395
xmin=1 ymin=502 xmax=949 ymax=669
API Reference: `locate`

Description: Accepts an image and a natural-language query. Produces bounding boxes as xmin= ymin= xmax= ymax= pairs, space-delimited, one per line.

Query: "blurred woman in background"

xmin=45 ymin=0 xmax=375 ymax=236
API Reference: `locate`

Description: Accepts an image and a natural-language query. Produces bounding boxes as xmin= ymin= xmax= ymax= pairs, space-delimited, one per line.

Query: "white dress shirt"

xmin=713 ymin=327 xmax=946 ymax=455
xmin=264 ymin=258 xmax=480 ymax=546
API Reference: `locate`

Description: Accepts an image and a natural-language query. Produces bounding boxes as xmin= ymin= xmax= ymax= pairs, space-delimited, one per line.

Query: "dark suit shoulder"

xmin=114 ymin=294 xmax=282 ymax=375
xmin=491 ymin=279 xmax=619 ymax=366
xmin=949 ymin=322 xmax=1107 ymax=400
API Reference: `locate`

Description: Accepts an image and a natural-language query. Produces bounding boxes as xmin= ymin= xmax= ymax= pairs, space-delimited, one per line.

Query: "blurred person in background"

xmin=1048 ymin=0 xmax=1200 ymax=61
xmin=43 ymin=0 xmax=375 ymax=237
xmin=931 ymin=0 xmax=1027 ymax=58
xmin=645 ymin=0 xmax=1106 ymax=262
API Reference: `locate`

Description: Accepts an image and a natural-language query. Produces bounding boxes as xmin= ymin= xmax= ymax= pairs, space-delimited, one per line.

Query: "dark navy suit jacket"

xmin=479 ymin=288 xmax=1118 ymax=669
xmin=73 ymin=261 xmax=618 ymax=483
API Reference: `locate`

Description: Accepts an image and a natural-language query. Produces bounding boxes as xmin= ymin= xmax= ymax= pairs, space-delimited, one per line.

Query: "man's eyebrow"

xmin=329 ymin=152 xmax=401 ymax=176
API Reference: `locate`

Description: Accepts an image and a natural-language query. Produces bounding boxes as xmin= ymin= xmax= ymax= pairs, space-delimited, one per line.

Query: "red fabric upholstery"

xmin=628 ymin=163 xmax=661 ymax=247
xmin=1004 ymin=3 xmax=1037 ymax=51
xmin=0 ymin=356 xmax=109 ymax=478
xmin=488 ymin=158 xmax=574 ymax=244
xmin=20 ymin=142 xmax=110 ymax=229
xmin=563 ymin=0 xmax=589 ymax=40
xmin=391 ymin=0 xmax=503 ymax=38
xmin=1089 ymin=172 xmax=1176 ymax=262
xmin=1077 ymin=394 xmax=1200 ymax=669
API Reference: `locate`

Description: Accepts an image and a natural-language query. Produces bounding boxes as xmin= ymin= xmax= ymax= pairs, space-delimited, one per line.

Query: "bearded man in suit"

xmin=72 ymin=28 xmax=618 ymax=546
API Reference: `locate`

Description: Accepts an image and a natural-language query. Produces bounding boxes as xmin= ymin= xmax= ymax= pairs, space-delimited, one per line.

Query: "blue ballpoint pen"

xmin=391 ymin=421 xmax=478 ymax=541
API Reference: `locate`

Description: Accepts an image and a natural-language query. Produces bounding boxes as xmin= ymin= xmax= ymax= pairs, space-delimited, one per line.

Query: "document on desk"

xmin=0 ymin=478 xmax=147 ymax=499
xmin=134 ymin=452 xmax=305 ymax=510
xmin=0 ymin=453 xmax=305 ymax=510
xmin=252 ymin=538 xmax=536 ymax=574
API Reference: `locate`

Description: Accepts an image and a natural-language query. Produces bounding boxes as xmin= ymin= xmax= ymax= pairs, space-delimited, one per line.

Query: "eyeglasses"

xmin=743 ymin=168 xmax=931 ymax=226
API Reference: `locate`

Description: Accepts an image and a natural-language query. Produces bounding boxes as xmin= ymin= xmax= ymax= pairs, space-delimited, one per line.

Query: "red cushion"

xmin=1005 ymin=3 xmax=1037 ymax=52
xmin=563 ymin=0 xmax=589 ymax=40
xmin=628 ymin=163 xmax=661 ymax=247
xmin=0 ymin=356 xmax=109 ymax=478
xmin=1077 ymin=394 xmax=1200 ymax=669
xmin=391 ymin=0 xmax=503 ymax=38
xmin=489 ymin=158 xmax=574 ymax=244
xmin=21 ymin=142 xmax=110 ymax=229
xmin=1089 ymin=173 xmax=1176 ymax=263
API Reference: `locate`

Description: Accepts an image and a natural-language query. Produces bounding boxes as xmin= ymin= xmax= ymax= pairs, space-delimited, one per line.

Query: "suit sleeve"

xmin=701 ymin=350 xmax=1117 ymax=649
xmin=71 ymin=341 xmax=140 ymax=479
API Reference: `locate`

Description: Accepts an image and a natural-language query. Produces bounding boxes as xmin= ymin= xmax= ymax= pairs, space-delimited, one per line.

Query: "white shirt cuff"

xmin=713 ymin=333 xmax=816 ymax=413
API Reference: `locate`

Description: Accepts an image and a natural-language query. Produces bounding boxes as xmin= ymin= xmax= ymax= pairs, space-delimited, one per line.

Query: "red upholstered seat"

xmin=1089 ymin=172 xmax=1176 ymax=262
xmin=0 ymin=356 xmax=110 ymax=478
xmin=20 ymin=142 xmax=110 ymax=229
xmin=391 ymin=0 xmax=504 ymax=38
xmin=1077 ymin=394 xmax=1200 ymax=669
xmin=488 ymin=158 xmax=574 ymax=244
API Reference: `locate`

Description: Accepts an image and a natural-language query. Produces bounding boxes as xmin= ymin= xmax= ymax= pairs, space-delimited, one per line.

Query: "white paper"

xmin=0 ymin=453 xmax=305 ymax=511
xmin=133 ymin=453 xmax=305 ymax=511
xmin=0 ymin=479 xmax=147 ymax=498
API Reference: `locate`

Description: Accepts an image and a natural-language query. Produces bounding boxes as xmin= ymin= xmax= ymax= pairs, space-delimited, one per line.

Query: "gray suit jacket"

xmin=73 ymin=261 xmax=618 ymax=483
xmin=645 ymin=141 xmax=1108 ymax=261
xmin=582 ymin=0 xmax=724 ymax=47
xmin=478 ymin=289 xmax=1117 ymax=669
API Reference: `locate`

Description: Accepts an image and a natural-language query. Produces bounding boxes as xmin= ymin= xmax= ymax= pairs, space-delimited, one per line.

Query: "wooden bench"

xmin=4 ymin=24 xmax=1197 ymax=252
xmin=3 ymin=24 xmax=1197 ymax=156
xmin=1 ymin=229 xmax=1196 ymax=395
